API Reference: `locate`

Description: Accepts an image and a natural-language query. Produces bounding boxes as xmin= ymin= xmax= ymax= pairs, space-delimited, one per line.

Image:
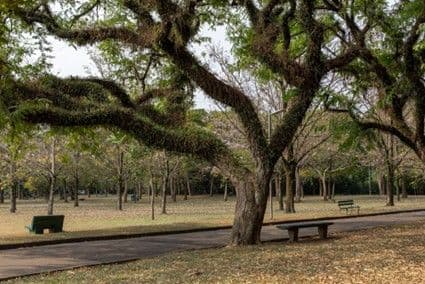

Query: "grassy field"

xmin=0 ymin=194 xmax=424 ymax=245
xmin=8 ymin=219 xmax=425 ymax=283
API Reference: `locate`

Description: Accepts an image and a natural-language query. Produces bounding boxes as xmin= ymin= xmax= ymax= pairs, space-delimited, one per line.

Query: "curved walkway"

xmin=0 ymin=210 xmax=424 ymax=281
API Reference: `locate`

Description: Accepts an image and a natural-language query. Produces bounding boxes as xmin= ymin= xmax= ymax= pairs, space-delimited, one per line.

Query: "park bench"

xmin=337 ymin=200 xmax=360 ymax=214
xmin=276 ymin=221 xmax=334 ymax=242
xmin=25 ymin=215 xmax=65 ymax=234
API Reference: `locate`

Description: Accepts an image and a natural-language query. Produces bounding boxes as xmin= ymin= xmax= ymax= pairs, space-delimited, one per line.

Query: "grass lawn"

xmin=8 ymin=220 xmax=425 ymax=283
xmin=0 ymin=194 xmax=424 ymax=245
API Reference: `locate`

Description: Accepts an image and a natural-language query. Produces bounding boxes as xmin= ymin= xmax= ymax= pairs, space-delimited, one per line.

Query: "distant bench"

xmin=338 ymin=200 xmax=360 ymax=214
xmin=26 ymin=215 xmax=64 ymax=234
xmin=277 ymin=221 xmax=334 ymax=242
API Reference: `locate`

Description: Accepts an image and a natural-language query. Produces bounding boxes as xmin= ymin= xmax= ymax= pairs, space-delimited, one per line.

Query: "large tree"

xmin=1 ymin=0 xmax=362 ymax=245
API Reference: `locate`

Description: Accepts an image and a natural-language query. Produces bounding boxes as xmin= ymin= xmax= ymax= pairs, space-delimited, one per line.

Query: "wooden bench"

xmin=337 ymin=200 xmax=360 ymax=214
xmin=276 ymin=221 xmax=334 ymax=242
xmin=25 ymin=215 xmax=65 ymax=234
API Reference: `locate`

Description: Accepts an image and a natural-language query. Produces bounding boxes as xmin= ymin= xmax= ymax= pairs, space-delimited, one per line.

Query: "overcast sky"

xmin=49 ymin=26 xmax=230 ymax=110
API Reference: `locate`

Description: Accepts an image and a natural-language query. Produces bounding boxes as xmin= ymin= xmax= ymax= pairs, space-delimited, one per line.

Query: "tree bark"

xmin=63 ymin=179 xmax=68 ymax=203
xmin=9 ymin=161 xmax=17 ymax=213
xmin=73 ymin=152 xmax=80 ymax=207
xmin=401 ymin=176 xmax=408 ymax=198
xmin=284 ymin=163 xmax=296 ymax=213
xmin=161 ymin=157 xmax=169 ymax=214
xmin=0 ymin=187 xmax=4 ymax=204
xmin=150 ymin=174 xmax=155 ymax=220
xmin=294 ymin=166 xmax=302 ymax=202
xmin=209 ymin=174 xmax=214 ymax=197
xmin=223 ymin=180 xmax=228 ymax=201
xmin=123 ymin=178 xmax=128 ymax=203
xmin=47 ymin=138 xmax=56 ymax=215
xmin=171 ymin=177 xmax=177 ymax=202
xmin=386 ymin=163 xmax=395 ymax=206
xmin=230 ymin=174 xmax=270 ymax=245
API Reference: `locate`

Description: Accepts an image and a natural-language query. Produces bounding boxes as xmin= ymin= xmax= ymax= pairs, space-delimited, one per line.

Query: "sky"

xmin=48 ymin=26 xmax=230 ymax=110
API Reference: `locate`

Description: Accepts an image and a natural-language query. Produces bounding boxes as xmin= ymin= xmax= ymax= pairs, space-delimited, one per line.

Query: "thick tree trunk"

xmin=230 ymin=176 xmax=269 ymax=246
xmin=285 ymin=164 xmax=296 ymax=213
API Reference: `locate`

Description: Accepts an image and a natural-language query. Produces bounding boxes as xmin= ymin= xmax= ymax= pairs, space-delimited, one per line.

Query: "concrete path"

xmin=0 ymin=211 xmax=424 ymax=281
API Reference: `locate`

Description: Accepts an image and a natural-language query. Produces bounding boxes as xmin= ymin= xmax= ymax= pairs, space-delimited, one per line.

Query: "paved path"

xmin=0 ymin=211 xmax=424 ymax=281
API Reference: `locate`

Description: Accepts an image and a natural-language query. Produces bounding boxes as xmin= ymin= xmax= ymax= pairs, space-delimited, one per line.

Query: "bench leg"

xmin=288 ymin=228 xmax=299 ymax=242
xmin=318 ymin=225 xmax=328 ymax=239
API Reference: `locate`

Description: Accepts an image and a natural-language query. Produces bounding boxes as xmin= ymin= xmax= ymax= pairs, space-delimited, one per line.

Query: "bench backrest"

xmin=338 ymin=200 xmax=354 ymax=206
xmin=31 ymin=215 xmax=64 ymax=229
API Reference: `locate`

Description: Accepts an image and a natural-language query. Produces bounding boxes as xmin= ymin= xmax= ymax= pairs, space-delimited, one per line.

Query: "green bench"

xmin=276 ymin=221 xmax=334 ymax=242
xmin=338 ymin=200 xmax=360 ymax=214
xmin=25 ymin=215 xmax=65 ymax=234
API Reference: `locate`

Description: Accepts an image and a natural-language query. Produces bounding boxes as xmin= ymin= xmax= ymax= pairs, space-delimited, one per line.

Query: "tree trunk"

xmin=171 ymin=177 xmax=177 ymax=202
xmin=378 ymin=172 xmax=386 ymax=195
xmin=0 ymin=187 xmax=4 ymax=204
xmin=161 ymin=158 xmax=169 ymax=214
xmin=386 ymin=163 xmax=395 ymax=206
xmin=230 ymin=174 xmax=270 ymax=246
xmin=123 ymin=178 xmax=128 ymax=203
xmin=73 ymin=152 xmax=80 ymax=207
xmin=278 ymin=173 xmax=284 ymax=211
xmin=117 ymin=150 xmax=124 ymax=210
xmin=294 ymin=167 xmax=302 ymax=202
xmin=150 ymin=174 xmax=155 ymax=220
xmin=184 ymin=178 xmax=188 ymax=200
xmin=319 ymin=177 xmax=323 ymax=197
xmin=223 ymin=180 xmax=228 ymax=202
xmin=47 ymin=139 xmax=56 ymax=215
xmin=9 ymin=162 xmax=17 ymax=213
xmin=209 ymin=174 xmax=214 ymax=197
xmin=186 ymin=174 xmax=192 ymax=197
xmin=401 ymin=176 xmax=407 ymax=199
xmin=321 ymin=176 xmax=328 ymax=201
xmin=285 ymin=163 xmax=296 ymax=213
xmin=63 ymin=179 xmax=68 ymax=203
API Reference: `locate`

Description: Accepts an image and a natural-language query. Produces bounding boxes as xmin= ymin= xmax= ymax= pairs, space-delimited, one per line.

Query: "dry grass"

xmin=0 ymin=194 xmax=424 ymax=245
xmin=9 ymin=220 xmax=425 ymax=283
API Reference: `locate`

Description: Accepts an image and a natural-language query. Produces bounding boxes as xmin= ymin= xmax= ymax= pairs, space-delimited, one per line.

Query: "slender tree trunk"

xmin=0 ymin=187 xmax=4 ymax=204
xmin=321 ymin=176 xmax=328 ymax=201
xmin=294 ymin=166 xmax=302 ymax=202
xmin=331 ymin=181 xmax=335 ymax=200
xmin=278 ymin=172 xmax=284 ymax=211
xmin=386 ymin=163 xmax=395 ymax=206
xmin=123 ymin=178 xmax=128 ymax=203
xmin=319 ymin=177 xmax=323 ymax=197
xmin=9 ymin=161 xmax=17 ymax=213
xmin=401 ymin=176 xmax=408 ymax=199
xmin=184 ymin=178 xmax=188 ymax=200
xmin=117 ymin=150 xmax=124 ymax=210
xmin=73 ymin=152 xmax=80 ymax=207
xmin=150 ymin=174 xmax=155 ymax=220
xmin=186 ymin=174 xmax=192 ymax=197
xmin=223 ymin=180 xmax=228 ymax=201
xmin=47 ymin=139 xmax=56 ymax=215
xmin=171 ymin=177 xmax=176 ymax=202
xmin=209 ymin=174 xmax=214 ymax=197
xmin=63 ymin=179 xmax=68 ymax=203
xmin=161 ymin=158 xmax=169 ymax=214
xmin=285 ymin=163 xmax=296 ymax=213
